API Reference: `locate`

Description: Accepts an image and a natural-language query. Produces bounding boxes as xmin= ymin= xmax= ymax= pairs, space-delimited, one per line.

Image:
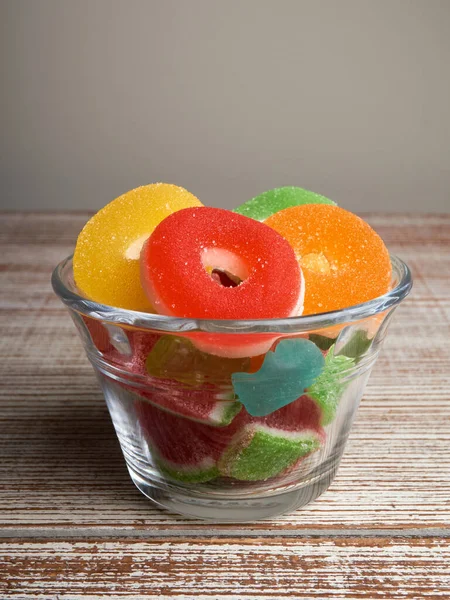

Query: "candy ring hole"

xmin=202 ymin=248 xmax=249 ymax=288
xmin=301 ymin=252 xmax=333 ymax=275
xmin=211 ymin=269 xmax=242 ymax=287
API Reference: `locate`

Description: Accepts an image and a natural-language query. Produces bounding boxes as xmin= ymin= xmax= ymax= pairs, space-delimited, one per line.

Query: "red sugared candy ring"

xmin=141 ymin=207 xmax=304 ymax=357
xmin=141 ymin=206 xmax=304 ymax=319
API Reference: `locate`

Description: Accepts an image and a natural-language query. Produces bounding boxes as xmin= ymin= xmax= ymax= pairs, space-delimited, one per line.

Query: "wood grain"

xmin=0 ymin=213 xmax=449 ymax=597
xmin=1 ymin=537 xmax=449 ymax=599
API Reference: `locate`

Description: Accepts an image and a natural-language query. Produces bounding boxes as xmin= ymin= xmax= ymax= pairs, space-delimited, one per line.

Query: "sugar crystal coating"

xmin=135 ymin=399 xmax=248 ymax=482
xmin=219 ymin=395 xmax=324 ymax=481
xmin=141 ymin=206 xmax=304 ymax=320
xmin=306 ymin=345 xmax=354 ymax=425
xmin=135 ymin=391 xmax=325 ymax=483
xmin=234 ymin=186 xmax=336 ymax=221
xmin=265 ymin=204 xmax=392 ymax=315
xmin=135 ymin=386 xmax=242 ymax=427
xmin=73 ymin=183 xmax=202 ymax=311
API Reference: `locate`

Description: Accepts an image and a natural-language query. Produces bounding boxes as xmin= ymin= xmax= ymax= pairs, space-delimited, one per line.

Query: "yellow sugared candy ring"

xmin=73 ymin=183 xmax=202 ymax=311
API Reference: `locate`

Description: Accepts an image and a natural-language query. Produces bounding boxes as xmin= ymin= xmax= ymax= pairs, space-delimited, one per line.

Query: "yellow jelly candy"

xmin=73 ymin=183 xmax=202 ymax=311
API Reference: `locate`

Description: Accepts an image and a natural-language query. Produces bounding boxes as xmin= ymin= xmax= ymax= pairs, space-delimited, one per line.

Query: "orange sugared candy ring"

xmin=265 ymin=204 xmax=391 ymax=315
xmin=73 ymin=183 xmax=202 ymax=311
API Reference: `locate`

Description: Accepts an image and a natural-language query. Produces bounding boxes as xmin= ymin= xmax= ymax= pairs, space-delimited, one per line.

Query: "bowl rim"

xmin=52 ymin=254 xmax=412 ymax=334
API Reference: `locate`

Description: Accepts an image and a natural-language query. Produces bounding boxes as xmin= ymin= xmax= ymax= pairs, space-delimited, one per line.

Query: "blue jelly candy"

xmin=231 ymin=338 xmax=325 ymax=417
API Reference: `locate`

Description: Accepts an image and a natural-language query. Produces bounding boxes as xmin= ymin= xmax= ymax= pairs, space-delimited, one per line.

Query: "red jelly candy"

xmin=140 ymin=207 xmax=304 ymax=357
xmin=141 ymin=207 xmax=303 ymax=320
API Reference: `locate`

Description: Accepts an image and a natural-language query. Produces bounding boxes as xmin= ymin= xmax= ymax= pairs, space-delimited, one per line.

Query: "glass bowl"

xmin=52 ymin=255 xmax=412 ymax=521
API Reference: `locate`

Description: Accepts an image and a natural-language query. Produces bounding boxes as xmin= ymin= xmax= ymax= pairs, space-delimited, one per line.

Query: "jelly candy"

xmin=143 ymin=335 xmax=249 ymax=425
xmin=141 ymin=206 xmax=303 ymax=320
xmin=135 ymin=386 xmax=242 ymax=427
xmin=136 ymin=393 xmax=324 ymax=483
xmin=308 ymin=333 xmax=337 ymax=352
xmin=119 ymin=333 xmax=244 ymax=426
xmin=220 ymin=428 xmax=320 ymax=481
xmin=234 ymin=185 xmax=335 ymax=221
xmin=141 ymin=206 xmax=304 ymax=357
xmin=142 ymin=335 xmax=248 ymax=424
xmin=136 ymin=399 xmax=220 ymax=482
xmin=307 ymin=345 xmax=354 ymax=425
xmin=185 ymin=331 xmax=280 ymax=359
xmin=126 ymin=329 xmax=160 ymax=375
xmin=125 ymin=332 xmax=245 ymax=426
xmin=231 ymin=338 xmax=325 ymax=417
xmin=219 ymin=395 xmax=324 ymax=481
xmin=145 ymin=335 xmax=251 ymax=387
xmin=337 ymin=329 xmax=372 ymax=362
xmin=74 ymin=183 xmax=202 ymax=311
xmin=81 ymin=315 xmax=115 ymax=354
xmin=135 ymin=399 xmax=248 ymax=483
xmin=265 ymin=204 xmax=391 ymax=315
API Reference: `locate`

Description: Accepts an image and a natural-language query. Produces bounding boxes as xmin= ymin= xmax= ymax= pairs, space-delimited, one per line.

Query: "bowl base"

xmin=126 ymin=462 xmax=339 ymax=522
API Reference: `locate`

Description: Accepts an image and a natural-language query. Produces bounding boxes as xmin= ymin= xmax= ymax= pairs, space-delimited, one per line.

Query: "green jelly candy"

xmin=308 ymin=333 xmax=337 ymax=351
xmin=146 ymin=335 xmax=251 ymax=387
xmin=234 ymin=186 xmax=336 ymax=222
xmin=219 ymin=426 xmax=321 ymax=481
xmin=232 ymin=338 xmax=325 ymax=417
xmin=338 ymin=329 xmax=373 ymax=362
xmin=143 ymin=335 xmax=245 ymax=426
xmin=307 ymin=345 xmax=354 ymax=425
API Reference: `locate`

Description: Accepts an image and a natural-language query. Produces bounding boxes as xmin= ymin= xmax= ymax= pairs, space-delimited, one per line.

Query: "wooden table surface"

xmin=0 ymin=212 xmax=449 ymax=599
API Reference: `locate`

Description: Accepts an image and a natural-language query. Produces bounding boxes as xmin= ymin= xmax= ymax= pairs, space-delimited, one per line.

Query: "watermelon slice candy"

xmin=102 ymin=332 xmax=242 ymax=427
xmin=219 ymin=395 xmax=325 ymax=482
xmin=125 ymin=329 xmax=161 ymax=374
xmin=81 ymin=315 xmax=115 ymax=355
xmin=134 ymin=383 xmax=242 ymax=427
xmin=86 ymin=322 xmax=245 ymax=428
xmin=135 ymin=393 xmax=325 ymax=484
xmin=135 ymin=399 xmax=249 ymax=483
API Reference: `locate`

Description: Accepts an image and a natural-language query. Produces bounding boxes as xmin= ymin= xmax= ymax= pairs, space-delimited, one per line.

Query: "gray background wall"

xmin=1 ymin=0 xmax=449 ymax=212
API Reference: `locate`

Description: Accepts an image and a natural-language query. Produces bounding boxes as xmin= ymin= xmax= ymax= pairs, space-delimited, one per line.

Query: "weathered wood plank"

xmin=1 ymin=537 xmax=449 ymax=599
xmin=0 ymin=213 xmax=449 ymax=534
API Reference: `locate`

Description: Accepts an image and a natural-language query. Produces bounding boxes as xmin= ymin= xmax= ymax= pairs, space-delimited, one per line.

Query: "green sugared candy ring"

xmin=234 ymin=186 xmax=336 ymax=222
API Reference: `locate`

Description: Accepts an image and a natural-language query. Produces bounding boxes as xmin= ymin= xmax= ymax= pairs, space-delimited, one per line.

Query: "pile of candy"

xmin=73 ymin=183 xmax=391 ymax=483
